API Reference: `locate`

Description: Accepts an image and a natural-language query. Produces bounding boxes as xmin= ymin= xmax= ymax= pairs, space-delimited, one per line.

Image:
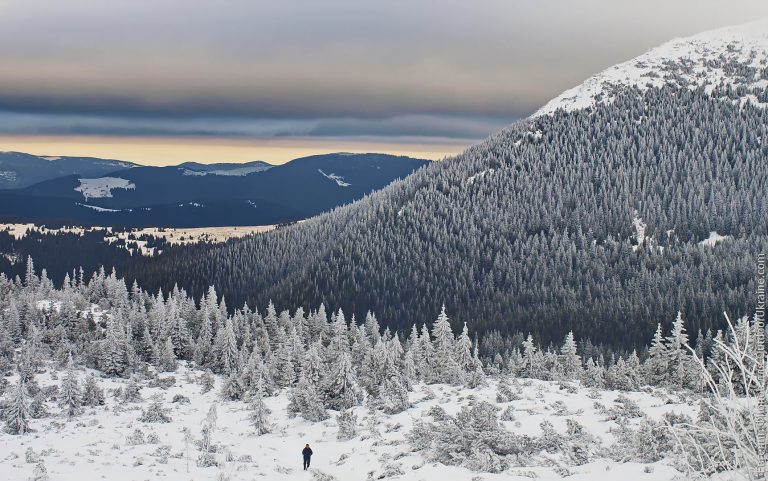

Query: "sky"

xmin=1 ymin=0 xmax=767 ymax=165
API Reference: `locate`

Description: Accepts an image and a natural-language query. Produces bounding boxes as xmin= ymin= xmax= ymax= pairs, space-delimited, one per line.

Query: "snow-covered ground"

xmin=76 ymin=203 xmax=123 ymax=213
xmin=74 ymin=177 xmax=136 ymax=200
xmin=318 ymin=170 xmax=351 ymax=187
xmin=699 ymin=231 xmax=730 ymax=247
xmin=0 ymin=223 xmax=278 ymax=256
xmin=535 ymin=18 xmax=768 ymax=116
xmin=0 ymin=364 xmax=696 ymax=481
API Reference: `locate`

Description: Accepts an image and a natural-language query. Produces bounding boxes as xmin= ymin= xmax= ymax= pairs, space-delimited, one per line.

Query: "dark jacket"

xmin=302 ymin=447 xmax=313 ymax=457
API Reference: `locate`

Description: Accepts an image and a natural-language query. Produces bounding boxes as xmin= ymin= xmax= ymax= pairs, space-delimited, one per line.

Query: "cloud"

xmin=0 ymin=0 xmax=766 ymax=154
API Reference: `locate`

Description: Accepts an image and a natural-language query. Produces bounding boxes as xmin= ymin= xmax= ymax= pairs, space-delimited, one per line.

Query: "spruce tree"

xmin=288 ymin=373 xmax=328 ymax=422
xmin=643 ymin=323 xmax=668 ymax=386
xmin=431 ymin=306 xmax=459 ymax=384
xmin=5 ymin=379 xmax=31 ymax=435
xmin=248 ymin=378 xmax=271 ymax=436
xmin=59 ymin=353 xmax=81 ymax=418
xmin=82 ymin=373 xmax=105 ymax=407
xmin=455 ymin=322 xmax=474 ymax=372
xmin=559 ymin=331 xmax=582 ymax=380
xmin=323 ymin=351 xmax=363 ymax=411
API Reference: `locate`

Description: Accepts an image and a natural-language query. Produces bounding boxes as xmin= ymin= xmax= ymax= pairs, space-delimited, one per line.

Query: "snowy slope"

xmin=74 ymin=177 xmax=136 ymax=200
xmin=536 ymin=18 xmax=768 ymax=116
xmin=0 ymin=364 xmax=694 ymax=481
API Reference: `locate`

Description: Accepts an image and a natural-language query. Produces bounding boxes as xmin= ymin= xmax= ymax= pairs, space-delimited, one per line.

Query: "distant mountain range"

xmin=0 ymin=152 xmax=429 ymax=227
xmin=0 ymin=151 xmax=138 ymax=189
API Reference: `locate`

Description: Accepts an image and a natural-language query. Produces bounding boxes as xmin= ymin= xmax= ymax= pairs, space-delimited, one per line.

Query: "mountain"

xmin=535 ymin=18 xmax=768 ymax=116
xmin=0 ymin=151 xmax=137 ymax=189
xmin=118 ymin=19 xmax=768 ymax=350
xmin=0 ymin=153 xmax=430 ymax=227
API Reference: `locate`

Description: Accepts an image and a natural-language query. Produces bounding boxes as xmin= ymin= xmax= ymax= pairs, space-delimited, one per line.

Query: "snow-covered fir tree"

xmin=59 ymin=353 xmax=81 ymax=418
xmin=248 ymin=378 xmax=271 ymax=435
xmin=4 ymin=378 xmax=31 ymax=435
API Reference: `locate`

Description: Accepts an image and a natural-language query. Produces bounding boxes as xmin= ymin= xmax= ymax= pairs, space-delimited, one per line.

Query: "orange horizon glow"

xmin=0 ymin=135 xmax=468 ymax=165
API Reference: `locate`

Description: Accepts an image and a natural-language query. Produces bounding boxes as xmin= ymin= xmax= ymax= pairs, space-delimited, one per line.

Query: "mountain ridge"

xmin=0 ymin=152 xmax=430 ymax=227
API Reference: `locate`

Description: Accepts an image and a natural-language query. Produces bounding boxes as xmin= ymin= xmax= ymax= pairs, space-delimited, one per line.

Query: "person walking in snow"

xmin=302 ymin=444 xmax=313 ymax=470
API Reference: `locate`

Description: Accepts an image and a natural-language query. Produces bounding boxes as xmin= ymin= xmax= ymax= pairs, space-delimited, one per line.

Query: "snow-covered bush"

xmin=119 ymin=377 xmax=142 ymax=403
xmin=377 ymin=462 xmax=405 ymax=478
xmin=495 ymin=378 xmax=518 ymax=403
xmin=196 ymin=452 xmax=218 ymax=468
xmin=25 ymin=447 xmax=38 ymax=463
xmin=408 ymin=401 xmax=536 ymax=472
xmin=537 ymin=420 xmax=565 ymax=453
xmin=152 ymin=445 xmax=171 ymax=463
xmin=149 ymin=376 xmax=176 ymax=389
xmin=311 ymin=471 xmax=337 ymax=481
xmin=610 ymin=418 xmax=673 ymax=463
xmin=172 ymin=394 xmax=190 ymax=404
xmin=30 ymin=461 xmax=48 ymax=481
xmin=604 ymin=394 xmax=643 ymax=421
xmin=425 ymin=405 xmax=449 ymax=421
xmin=562 ymin=419 xmax=597 ymax=466
xmin=139 ymin=397 xmax=172 ymax=423
xmin=500 ymin=406 xmax=516 ymax=421
xmin=126 ymin=428 xmax=146 ymax=446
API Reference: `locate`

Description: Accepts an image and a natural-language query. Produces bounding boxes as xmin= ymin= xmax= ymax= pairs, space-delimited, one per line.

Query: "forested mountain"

xmin=115 ymin=20 xmax=768 ymax=350
xmin=0 ymin=153 xmax=429 ymax=227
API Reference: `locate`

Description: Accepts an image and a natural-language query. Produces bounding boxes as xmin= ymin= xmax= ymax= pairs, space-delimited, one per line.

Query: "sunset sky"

xmin=1 ymin=0 xmax=767 ymax=165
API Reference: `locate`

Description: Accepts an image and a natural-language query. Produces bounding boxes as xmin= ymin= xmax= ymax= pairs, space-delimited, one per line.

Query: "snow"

xmin=318 ymin=170 xmax=351 ymax=187
xmin=179 ymin=168 xmax=206 ymax=176
xmin=36 ymin=301 xmax=107 ymax=324
xmin=36 ymin=300 xmax=62 ymax=312
xmin=74 ymin=177 xmax=136 ymax=200
xmin=631 ymin=213 xmax=647 ymax=251
xmin=0 ymin=223 xmax=278 ymax=258
xmin=699 ymin=230 xmax=730 ymax=247
xmin=76 ymin=203 xmax=123 ymax=213
xmin=0 ymin=364 xmax=696 ymax=481
xmin=0 ymin=170 xmax=17 ymax=182
xmin=180 ymin=165 xmax=272 ymax=177
xmin=0 ymin=223 xmax=86 ymax=239
xmin=41 ymin=156 xmax=62 ymax=161
xmin=466 ymin=168 xmax=495 ymax=185
xmin=535 ymin=18 xmax=768 ymax=117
